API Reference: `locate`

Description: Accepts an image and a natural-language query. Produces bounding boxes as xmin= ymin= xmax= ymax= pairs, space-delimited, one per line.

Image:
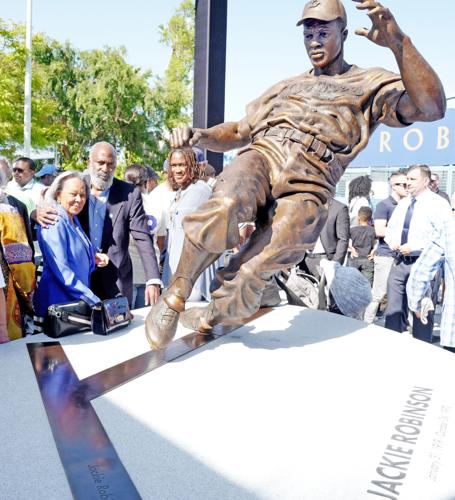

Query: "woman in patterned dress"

xmin=0 ymin=170 xmax=35 ymax=342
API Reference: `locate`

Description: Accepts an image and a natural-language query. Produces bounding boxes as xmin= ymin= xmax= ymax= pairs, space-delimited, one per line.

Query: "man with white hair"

xmin=37 ymin=142 xmax=160 ymax=306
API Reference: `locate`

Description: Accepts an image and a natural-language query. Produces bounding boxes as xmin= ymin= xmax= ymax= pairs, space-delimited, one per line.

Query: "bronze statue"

xmin=145 ymin=0 xmax=446 ymax=349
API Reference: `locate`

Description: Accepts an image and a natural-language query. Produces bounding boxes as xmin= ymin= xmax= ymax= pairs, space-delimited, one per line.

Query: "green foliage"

xmin=0 ymin=0 xmax=195 ymax=172
xmin=0 ymin=20 xmax=64 ymax=156
xmin=34 ymin=42 xmax=161 ymax=171
xmin=153 ymin=0 xmax=195 ymax=131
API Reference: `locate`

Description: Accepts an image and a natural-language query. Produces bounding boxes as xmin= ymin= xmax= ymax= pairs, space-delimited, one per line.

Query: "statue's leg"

xmin=209 ymin=202 xmax=276 ymax=294
xmin=181 ymin=193 xmax=328 ymax=331
xmin=145 ymin=151 xmax=271 ymax=349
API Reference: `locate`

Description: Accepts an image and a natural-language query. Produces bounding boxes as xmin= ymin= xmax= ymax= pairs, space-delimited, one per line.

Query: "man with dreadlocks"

xmin=162 ymin=147 xmax=219 ymax=302
xmin=146 ymin=0 xmax=446 ymax=349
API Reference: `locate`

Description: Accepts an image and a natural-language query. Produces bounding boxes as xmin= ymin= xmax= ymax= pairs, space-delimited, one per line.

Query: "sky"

xmin=2 ymin=0 xmax=455 ymax=122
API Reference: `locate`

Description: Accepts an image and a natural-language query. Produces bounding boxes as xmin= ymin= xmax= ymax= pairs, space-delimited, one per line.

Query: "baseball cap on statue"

xmin=296 ymin=0 xmax=347 ymax=29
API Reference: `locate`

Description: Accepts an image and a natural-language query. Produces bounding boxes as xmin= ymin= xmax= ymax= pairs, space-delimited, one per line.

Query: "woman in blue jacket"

xmin=34 ymin=171 xmax=108 ymax=319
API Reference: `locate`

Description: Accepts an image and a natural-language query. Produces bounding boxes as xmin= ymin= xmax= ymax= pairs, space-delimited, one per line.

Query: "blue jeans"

xmin=132 ymin=284 xmax=146 ymax=309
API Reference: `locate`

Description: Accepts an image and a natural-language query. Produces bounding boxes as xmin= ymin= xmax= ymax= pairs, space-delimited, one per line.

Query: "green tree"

xmin=35 ymin=0 xmax=196 ymax=171
xmin=153 ymin=0 xmax=195 ymax=133
xmin=35 ymin=41 xmax=162 ymax=170
xmin=0 ymin=0 xmax=195 ymax=170
xmin=0 ymin=19 xmax=63 ymax=156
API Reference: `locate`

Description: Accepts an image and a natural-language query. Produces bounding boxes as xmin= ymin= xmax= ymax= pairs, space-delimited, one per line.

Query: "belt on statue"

xmin=253 ymin=127 xmax=334 ymax=163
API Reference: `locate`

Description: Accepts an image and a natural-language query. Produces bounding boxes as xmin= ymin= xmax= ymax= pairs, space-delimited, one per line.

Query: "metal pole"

xmin=193 ymin=0 xmax=227 ymax=173
xmin=24 ymin=0 xmax=32 ymax=157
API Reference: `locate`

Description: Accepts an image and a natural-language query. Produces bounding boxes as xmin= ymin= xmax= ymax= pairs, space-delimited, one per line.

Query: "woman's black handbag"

xmin=91 ymin=296 xmax=132 ymax=336
xmin=45 ymin=300 xmax=92 ymax=338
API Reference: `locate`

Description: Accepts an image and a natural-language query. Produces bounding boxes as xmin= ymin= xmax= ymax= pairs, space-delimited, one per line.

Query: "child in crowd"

xmin=348 ymin=206 xmax=376 ymax=286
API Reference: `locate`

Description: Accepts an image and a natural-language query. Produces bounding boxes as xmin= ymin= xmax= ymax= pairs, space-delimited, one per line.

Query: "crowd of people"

xmin=303 ymin=167 xmax=455 ymax=353
xmin=0 ymin=143 xmax=216 ymax=343
xmin=1 ymin=144 xmax=454 ymax=356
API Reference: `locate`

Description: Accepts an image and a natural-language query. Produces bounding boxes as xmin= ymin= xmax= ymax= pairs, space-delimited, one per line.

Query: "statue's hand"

xmin=353 ymin=0 xmax=404 ymax=49
xmin=169 ymin=126 xmax=194 ymax=148
xmin=189 ymin=128 xmax=208 ymax=146
xmin=170 ymin=126 xmax=209 ymax=148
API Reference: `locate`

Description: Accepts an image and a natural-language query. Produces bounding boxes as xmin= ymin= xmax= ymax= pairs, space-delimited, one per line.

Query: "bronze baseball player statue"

xmin=145 ymin=0 xmax=446 ymax=348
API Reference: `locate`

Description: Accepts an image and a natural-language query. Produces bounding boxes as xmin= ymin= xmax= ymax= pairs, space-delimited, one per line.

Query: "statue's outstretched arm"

xmin=170 ymin=117 xmax=252 ymax=153
xmin=354 ymin=0 xmax=446 ymax=122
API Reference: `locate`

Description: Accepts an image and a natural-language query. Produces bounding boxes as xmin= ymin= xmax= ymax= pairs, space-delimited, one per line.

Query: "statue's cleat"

xmin=145 ymin=295 xmax=180 ymax=349
xmin=180 ymin=306 xmax=213 ymax=333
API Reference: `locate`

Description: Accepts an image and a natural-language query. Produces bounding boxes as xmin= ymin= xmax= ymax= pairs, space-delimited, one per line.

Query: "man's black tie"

xmin=400 ymin=197 xmax=416 ymax=245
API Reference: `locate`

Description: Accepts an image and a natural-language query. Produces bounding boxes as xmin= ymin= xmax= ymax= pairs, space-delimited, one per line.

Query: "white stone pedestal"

xmin=1 ymin=305 xmax=455 ymax=499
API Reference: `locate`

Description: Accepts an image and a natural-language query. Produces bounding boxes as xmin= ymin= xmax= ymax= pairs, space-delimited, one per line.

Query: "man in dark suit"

xmin=300 ymin=198 xmax=350 ymax=279
xmin=37 ymin=142 xmax=160 ymax=306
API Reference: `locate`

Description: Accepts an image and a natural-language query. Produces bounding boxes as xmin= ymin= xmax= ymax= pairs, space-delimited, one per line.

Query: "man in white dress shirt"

xmin=384 ymin=164 xmax=452 ymax=342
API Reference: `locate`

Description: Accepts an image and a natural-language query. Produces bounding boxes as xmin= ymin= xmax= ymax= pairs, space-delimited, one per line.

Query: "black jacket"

xmin=319 ymin=199 xmax=350 ymax=263
xmin=78 ymin=178 xmax=159 ymax=303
